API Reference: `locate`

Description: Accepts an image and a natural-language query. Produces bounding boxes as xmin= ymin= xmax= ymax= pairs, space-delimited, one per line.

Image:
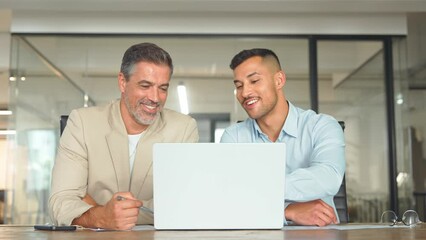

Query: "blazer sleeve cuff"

xmin=56 ymin=202 xmax=93 ymax=226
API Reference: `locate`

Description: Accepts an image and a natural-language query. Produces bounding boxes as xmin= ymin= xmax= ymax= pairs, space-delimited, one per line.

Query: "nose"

xmin=147 ymin=88 xmax=159 ymax=103
xmin=240 ymin=84 xmax=252 ymax=99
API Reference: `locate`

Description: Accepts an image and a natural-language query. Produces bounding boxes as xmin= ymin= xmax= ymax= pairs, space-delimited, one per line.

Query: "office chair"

xmin=334 ymin=121 xmax=349 ymax=223
xmin=60 ymin=115 xmax=69 ymax=136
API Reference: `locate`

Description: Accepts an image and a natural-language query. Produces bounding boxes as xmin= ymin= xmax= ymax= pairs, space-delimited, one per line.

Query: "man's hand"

xmin=285 ymin=199 xmax=337 ymax=226
xmin=72 ymin=192 xmax=142 ymax=230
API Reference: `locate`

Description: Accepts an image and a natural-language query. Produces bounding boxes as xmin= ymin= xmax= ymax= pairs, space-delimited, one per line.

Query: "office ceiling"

xmin=1 ymin=0 xmax=425 ymax=13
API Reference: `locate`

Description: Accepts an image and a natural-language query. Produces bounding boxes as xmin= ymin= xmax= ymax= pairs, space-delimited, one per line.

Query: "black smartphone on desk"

xmin=34 ymin=225 xmax=77 ymax=231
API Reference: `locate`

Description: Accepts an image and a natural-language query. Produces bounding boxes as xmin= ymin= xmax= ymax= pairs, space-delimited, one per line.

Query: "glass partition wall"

xmin=318 ymin=39 xmax=417 ymax=222
xmin=3 ymin=34 xmax=413 ymax=224
xmin=318 ymin=41 xmax=389 ymax=222
xmin=4 ymin=36 xmax=88 ymax=223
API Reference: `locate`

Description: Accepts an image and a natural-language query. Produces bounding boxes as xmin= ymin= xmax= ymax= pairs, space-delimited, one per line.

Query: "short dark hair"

xmin=120 ymin=42 xmax=173 ymax=80
xmin=229 ymin=48 xmax=281 ymax=70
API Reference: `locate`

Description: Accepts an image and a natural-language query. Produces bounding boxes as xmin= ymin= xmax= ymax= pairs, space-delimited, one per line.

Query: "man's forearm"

xmin=285 ymin=167 xmax=342 ymax=201
xmin=70 ymin=194 xmax=104 ymax=228
xmin=71 ymin=205 xmax=106 ymax=228
xmin=284 ymin=200 xmax=337 ymax=226
xmin=72 ymin=193 xmax=143 ymax=230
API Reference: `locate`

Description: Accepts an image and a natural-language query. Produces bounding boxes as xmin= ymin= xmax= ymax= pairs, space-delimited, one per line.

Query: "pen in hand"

xmin=116 ymin=195 xmax=154 ymax=215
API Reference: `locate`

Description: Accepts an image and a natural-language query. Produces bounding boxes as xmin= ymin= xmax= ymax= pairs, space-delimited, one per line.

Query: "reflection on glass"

xmin=318 ymin=40 xmax=388 ymax=223
xmin=5 ymin=36 xmax=87 ymax=224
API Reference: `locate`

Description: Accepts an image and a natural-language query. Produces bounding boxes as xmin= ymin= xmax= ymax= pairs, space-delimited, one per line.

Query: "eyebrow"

xmin=137 ymin=80 xmax=170 ymax=88
xmin=233 ymin=71 xmax=260 ymax=83
xmin=247 ymin=72 xmax=259 ymax=78
xmin=137 ymin=80 xmax=153 ymax=85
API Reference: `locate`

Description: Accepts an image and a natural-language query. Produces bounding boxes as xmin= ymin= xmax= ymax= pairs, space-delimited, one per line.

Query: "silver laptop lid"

xmin=153 ymin=143 xmax=286 ymax=230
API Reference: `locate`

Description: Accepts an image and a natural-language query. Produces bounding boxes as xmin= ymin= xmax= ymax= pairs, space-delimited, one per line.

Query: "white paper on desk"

xmin=85 ymin=228 xmax=112 ymax=232
xmin=87 ymin=228 xmax=124 ymax=232
xmin=132 ymin=225 xmax=156 ymax=231
xmin=284 ymin=224 xmax=411 ymax=231
xmin=75 ymin=225 xmax=155 ymax=232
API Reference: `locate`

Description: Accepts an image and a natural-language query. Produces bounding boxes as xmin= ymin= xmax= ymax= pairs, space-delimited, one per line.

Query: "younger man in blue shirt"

xmin=221 ymin=48 xmax=346 ymax=226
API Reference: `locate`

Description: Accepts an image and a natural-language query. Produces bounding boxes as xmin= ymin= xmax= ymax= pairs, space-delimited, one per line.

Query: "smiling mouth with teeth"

xmin=144 ymin=104 xmax=157 ymax=110
xmin=138 ymin=99 xmax=160 ymax=112
xmin=246 ymin=98 xmax=258 ymax=106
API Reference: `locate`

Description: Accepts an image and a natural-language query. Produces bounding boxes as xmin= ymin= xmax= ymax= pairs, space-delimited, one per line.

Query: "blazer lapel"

xmin=106 ymin=131 xmax=130 ymax=191
xmin=106 ymin=101 xmax=131 ymax=192
xmin=130 ymin=133 xmax=163 ymax=195
xmin=130 ymin=113 xmax=165 ymax=196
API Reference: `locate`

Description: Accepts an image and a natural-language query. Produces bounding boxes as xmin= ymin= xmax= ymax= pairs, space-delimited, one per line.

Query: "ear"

xmin=118 ymin=73 xmax=127 ymax=94
xmin=275 ymin=70 xmax=286 ymax=90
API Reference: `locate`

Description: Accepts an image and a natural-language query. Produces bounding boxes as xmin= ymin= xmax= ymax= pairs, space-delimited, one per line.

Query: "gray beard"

xmin=124 ymin=94 xmax=160 ymax=126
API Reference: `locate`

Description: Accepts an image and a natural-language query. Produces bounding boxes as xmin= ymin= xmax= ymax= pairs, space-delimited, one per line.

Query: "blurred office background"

xmin=0 ymin=0 xmax=425 ymax=224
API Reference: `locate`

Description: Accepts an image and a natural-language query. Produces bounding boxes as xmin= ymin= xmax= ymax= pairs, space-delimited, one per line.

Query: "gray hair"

xmin=120 ymin=42 xmax=173 ymax=80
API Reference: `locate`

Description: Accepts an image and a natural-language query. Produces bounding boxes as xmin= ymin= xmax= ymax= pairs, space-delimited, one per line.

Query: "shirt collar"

xmin=253 ymin=118 xmax=263 ymax=137
xmin=252 ymin=100 xmax=299 ymax=139
xmin=282 ymin=101 xmax=298 ymax=138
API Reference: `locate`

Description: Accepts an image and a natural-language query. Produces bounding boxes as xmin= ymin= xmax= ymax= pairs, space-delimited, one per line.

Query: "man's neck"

xmin=256 ymin=99 xmax=289 ymax=142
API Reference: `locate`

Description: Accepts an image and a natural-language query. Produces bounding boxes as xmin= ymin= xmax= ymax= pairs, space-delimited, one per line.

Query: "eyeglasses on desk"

xmin=380 ymin=210 xmax=423 ymax=227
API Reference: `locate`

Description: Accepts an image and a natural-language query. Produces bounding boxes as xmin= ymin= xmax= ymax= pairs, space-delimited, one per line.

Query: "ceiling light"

xmin=0 ymin=110 xmax=12 ymax=115
xmin=0 ymin=130 xmax=16 ymax=135
xmin=177 ymin=82 xmax=189 ymax=115
xmin=396 ymin=93 xmax=404 ymax=105
xmin=9 ymin=76 xmax=16 ymax=81
xmin=84 ymin=94 xmax=89 ymax=107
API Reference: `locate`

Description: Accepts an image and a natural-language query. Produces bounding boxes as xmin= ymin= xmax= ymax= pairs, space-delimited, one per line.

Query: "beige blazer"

xmin=49 ymin=100 xmax=199 ymax=226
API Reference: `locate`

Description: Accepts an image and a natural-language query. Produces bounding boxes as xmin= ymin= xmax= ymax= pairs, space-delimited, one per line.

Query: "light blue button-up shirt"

xmin=220 ymin=101 xmax=346 ymax=222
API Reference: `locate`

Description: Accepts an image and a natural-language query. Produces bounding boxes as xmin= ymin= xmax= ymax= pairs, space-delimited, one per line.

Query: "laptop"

xmin=153 ymin=143 xmax=286 ymax=230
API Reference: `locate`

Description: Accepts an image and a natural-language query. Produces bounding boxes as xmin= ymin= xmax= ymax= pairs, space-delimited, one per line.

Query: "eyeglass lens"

xmin=402 ymin=210 xmax=420 ymax=226
xmin=381 ymin=210 xmax=398 ymax=225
